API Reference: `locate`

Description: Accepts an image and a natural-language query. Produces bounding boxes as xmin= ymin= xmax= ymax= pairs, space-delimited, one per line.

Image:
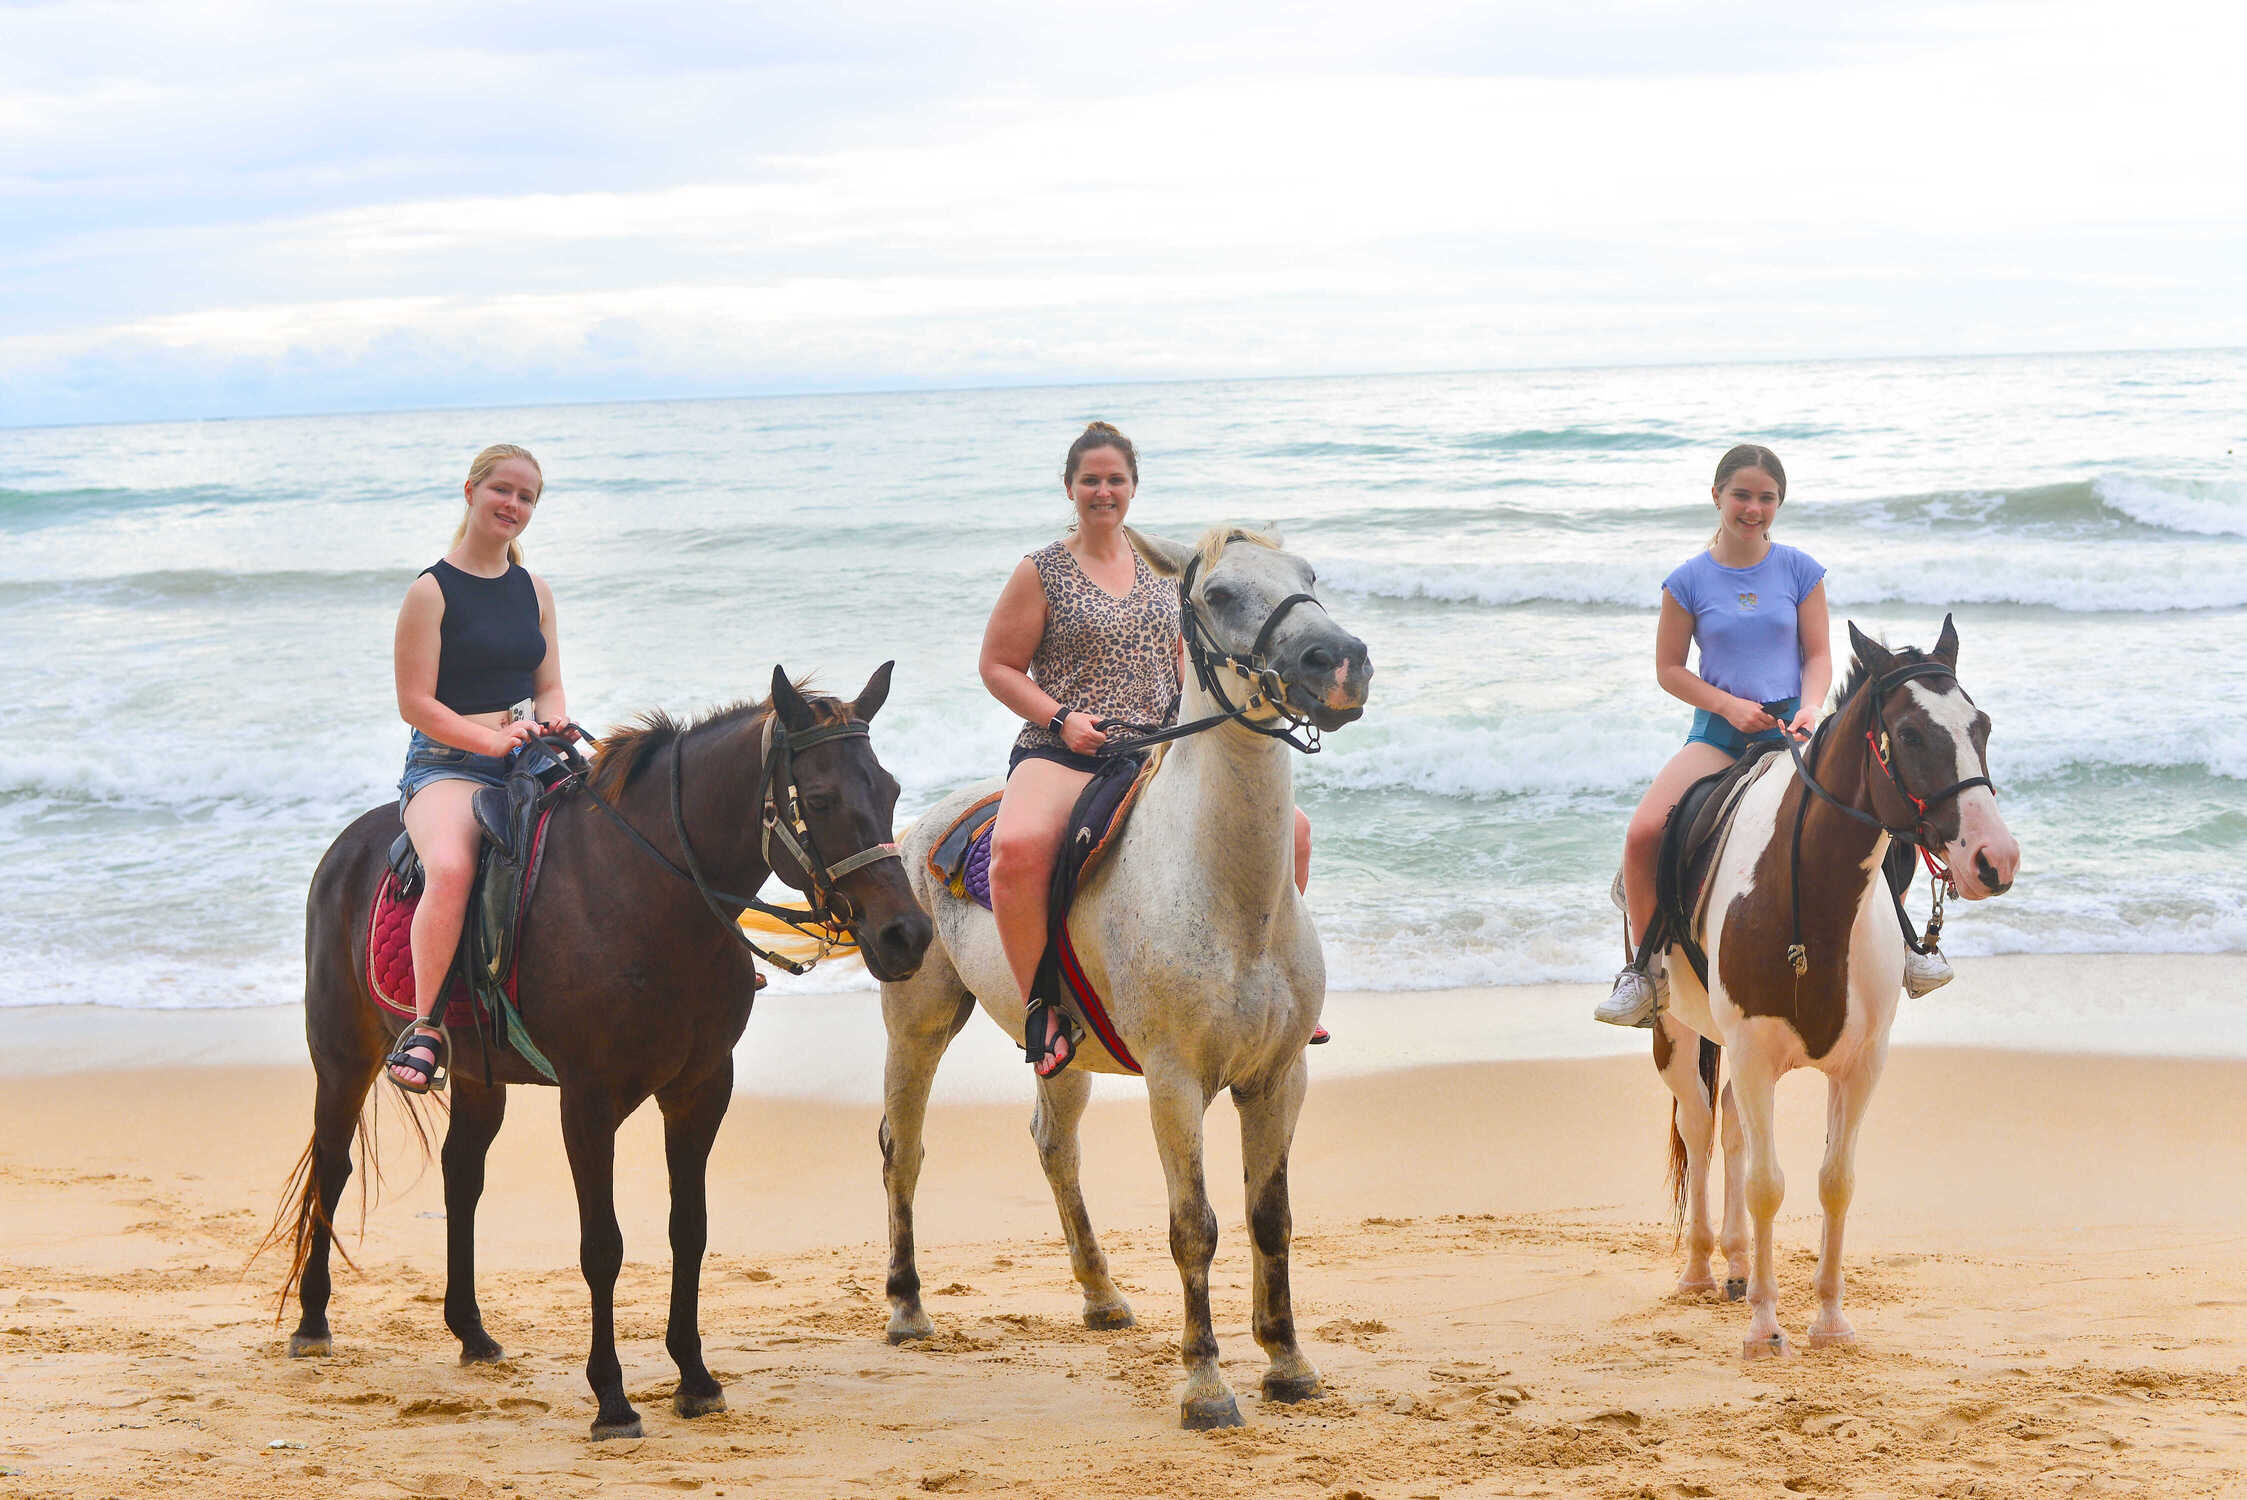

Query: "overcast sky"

xmin=3 ymin=0 xmax=2242 ymax=426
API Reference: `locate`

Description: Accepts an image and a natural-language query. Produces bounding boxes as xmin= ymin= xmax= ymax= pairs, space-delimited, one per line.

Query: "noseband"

xmin=1095 ymin=550 xmax=1331 ymax=757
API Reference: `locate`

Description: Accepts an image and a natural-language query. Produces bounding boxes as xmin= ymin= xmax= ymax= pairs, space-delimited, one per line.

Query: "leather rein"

xmin=1778 ymin=659 xmax=1996 ymax=975
xmin=1094 ymin=551 xmax=1330 ymax=758
xmin=553 ymin=714 xmax=901 ymax=977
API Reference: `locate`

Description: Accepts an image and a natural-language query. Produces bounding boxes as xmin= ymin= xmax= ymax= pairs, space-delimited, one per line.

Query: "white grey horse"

xmin=877 ymin=526 xmax=1373 ymax=1429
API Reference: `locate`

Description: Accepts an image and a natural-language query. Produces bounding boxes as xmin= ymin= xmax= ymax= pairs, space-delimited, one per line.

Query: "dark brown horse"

xmin=272 ymin=665 xmax=931 ymax=1438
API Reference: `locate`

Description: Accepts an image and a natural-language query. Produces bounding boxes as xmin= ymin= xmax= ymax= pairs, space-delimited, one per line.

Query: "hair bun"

xmin=1083 ymin=420 xmax=1120 ymax=435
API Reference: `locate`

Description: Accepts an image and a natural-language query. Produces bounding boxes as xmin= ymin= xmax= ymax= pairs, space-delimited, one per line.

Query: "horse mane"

xmin=585 ymin=677 xmax=847 ymax=800
xmin=1190 ymin=524 xmax=1283 ymax=573
xmin=1827 ymin=639 xmax=1930 ymax=714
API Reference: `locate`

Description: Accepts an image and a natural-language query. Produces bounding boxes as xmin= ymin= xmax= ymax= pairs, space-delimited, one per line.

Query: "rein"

xmin=1095 ymin=551 xmax=1329 ymax=758
xmin=554 ymin=712 xmax=901 ymax=977
xmin=1779 ymin=660 xmax=1996 ymax=976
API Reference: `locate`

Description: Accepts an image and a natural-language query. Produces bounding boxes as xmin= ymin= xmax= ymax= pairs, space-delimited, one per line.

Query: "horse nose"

xmin=873 ymin=910 xmax=932 ymax=977
xmin=1972 ymin=838 xmax=2018 ymax=896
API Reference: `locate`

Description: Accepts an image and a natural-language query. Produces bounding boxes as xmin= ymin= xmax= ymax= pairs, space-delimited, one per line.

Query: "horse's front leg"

xmin=442 ymin=1077 xmax=508 ymax=1363
xmin=1727 ymin=1032 xmax=1795 ymax=1359
xmin=1146 ymin=1065 xmax=1238 ymax=1429
xmin=1033 ymin=1066 xmax=1134 ymax=1329
xmin=659 ymin=1063 xmax=732 ymax=1417
xmin=1808 ymin=1048 xmax=1886 ymax=1348
xmin=879 ymin=961 xmax=975 ymax=1344
xmin=1235 ymin=1054 xmax=1319 ymax=1404
xmin=1718 ymin=1081 xmax=1750 ymax=1301
xmin=559 ymin=1088 xmax=642 ymax=1439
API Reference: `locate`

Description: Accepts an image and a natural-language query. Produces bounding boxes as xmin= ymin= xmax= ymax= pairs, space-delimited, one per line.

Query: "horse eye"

xmin=1204 ymin=584 xmax=1234 ymax=607
xmin=1900 ymin=728 xmax=1923 ymax=747
xmin=804 ymin=793 xmax=835 ymax=813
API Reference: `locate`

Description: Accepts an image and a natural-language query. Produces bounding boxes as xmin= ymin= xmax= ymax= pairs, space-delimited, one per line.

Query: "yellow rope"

xmin=738 ymin=906 xmax=860 ymax=968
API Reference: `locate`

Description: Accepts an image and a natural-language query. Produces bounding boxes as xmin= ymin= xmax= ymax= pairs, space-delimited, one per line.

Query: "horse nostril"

xmin=1975 ymin=852 xmax=2006 ymax=892
xmin=1301 ymin=644 xmax=1338 ymax=673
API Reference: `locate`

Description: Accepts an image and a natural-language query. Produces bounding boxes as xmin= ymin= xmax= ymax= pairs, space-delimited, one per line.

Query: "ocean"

xmin=4 ymin=349 xmax=2243 ymax=1020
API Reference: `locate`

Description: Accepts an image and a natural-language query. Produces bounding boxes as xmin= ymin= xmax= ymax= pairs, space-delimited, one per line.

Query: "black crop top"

xmin=425 ymin=559 xmax=546 ymax=715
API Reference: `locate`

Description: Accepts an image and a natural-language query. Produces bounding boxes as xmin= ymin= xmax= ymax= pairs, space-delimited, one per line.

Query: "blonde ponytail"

xmin=452 ymin=443 xmax=541 ymax=563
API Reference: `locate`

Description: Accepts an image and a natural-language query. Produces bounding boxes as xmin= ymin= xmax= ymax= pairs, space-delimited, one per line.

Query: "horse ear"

xmin=1932 ymin=612 xmax=1959 ymax=668
xmin=1846 ymin=621 xmax=1893 ymax=678
xmin=853 ymin=660 xmax=895 ymax=723
xmin=1125 ymin=527 xmax=1194 ymax=579
xmin=770 ymin=665 xmax=814 ymax=730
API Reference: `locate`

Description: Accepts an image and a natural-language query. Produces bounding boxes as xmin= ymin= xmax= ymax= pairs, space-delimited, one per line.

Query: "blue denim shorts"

xmin=1686 ymin=696 xmax=1800 ymax=759
xmin=397 ymin=729 xmax=516 ymax=813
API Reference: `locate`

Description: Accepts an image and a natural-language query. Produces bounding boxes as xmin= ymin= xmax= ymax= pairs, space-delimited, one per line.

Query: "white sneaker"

xmin=1610 ymin=869 xmax=1628 ymax=914
xmin=1595 ymin=966 xmax=1662 ymax=1027
xmin=1903 ymin=949 xmax=1955 ymax=998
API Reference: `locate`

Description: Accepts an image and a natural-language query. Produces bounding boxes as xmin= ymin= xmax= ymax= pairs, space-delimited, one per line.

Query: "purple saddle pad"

xmin=964 ymin=825 xmax=995 ymax=909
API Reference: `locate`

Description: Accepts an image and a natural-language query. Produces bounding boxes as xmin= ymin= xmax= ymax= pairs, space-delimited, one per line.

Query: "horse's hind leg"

xmin=442 ymin=1078 xmax=508 ymax=1364
xmin=1654 ymin=1017 xmax=1720 ymax=1294
xmin=1031 ymin=1066 xmax=1133 ymax=1330
xmin=1808 ymin=1050 xmax=1885 ymax=1349
xmin=559 ymin=1089 xmax=643 ymax=1439
xmin=1235 ymin=1055 xmax=1319 ymax=1405
xmin=1146 ymin=1066 xmax=1240 ymax=1429
xmin=289 ymin=1050 xmax=379 ymax=1357
xmin=658 ymin=1062 xmax=732 ymax=1417
xmin=878 ymin=959 xmax=974 ymax=1344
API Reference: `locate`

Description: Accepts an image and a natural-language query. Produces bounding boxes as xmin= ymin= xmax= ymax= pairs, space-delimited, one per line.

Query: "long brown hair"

xmin=449 ymin=443 xmax=542 ymax=564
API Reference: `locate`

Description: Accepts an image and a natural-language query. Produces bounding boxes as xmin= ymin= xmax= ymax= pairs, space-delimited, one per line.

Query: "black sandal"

xmin=1025 ymin=998 xmax=1082 ymax=1080
xmin=385 ymin=1019 xmax=450 ymax=1096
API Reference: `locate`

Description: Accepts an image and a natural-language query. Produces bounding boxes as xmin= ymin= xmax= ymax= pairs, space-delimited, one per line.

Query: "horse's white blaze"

xmin=1690 ymin=753 xmax=1791 ymax=1045
xmin=1902 ymin=678 xmax=2016 ymax=896
xmin=1901 ymin=679 xmax=1982 ymax=789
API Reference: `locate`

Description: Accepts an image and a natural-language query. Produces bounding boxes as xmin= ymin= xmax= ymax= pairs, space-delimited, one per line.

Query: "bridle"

xmin=562 ymin=710 xmax=902 ymax=977
xmin=1095 ymin=550 xmax=1332 ymax=757
xmin=1777 ymin=658 xmax=1996 ymax=976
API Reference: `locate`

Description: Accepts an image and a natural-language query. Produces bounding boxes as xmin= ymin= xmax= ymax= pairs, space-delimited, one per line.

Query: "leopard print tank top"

xmin=1013 ymin=539 xmax=1181 ymax=752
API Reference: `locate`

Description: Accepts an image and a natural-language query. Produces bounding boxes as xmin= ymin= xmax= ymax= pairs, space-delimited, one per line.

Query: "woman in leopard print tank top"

xmin=979 ymin=422 xmax=1314 ymax=1076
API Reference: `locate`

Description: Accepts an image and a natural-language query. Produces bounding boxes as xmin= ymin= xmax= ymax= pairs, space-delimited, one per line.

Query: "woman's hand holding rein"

xmin=1058 ymin=712 xmax=1108 ymax=755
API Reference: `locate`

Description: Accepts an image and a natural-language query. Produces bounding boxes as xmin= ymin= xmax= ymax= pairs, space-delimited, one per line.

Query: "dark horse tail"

xmin=252 ymin=1081 xmax=438 ymax=1321
xmin=1666 ymin=1036 xmax=1722 ymax=1230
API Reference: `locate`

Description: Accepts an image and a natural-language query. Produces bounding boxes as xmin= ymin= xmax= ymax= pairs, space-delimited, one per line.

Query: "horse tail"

xmin=1666 ymin=1036 xmax=1722 ymax=1230
xmin=253 ymin=1078 xmax=439 ymax=1322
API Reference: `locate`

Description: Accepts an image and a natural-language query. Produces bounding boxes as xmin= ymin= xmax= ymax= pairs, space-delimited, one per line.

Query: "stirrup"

xmin=1903 ymin=948 xmax=1955 ymax=998
xmin=1024 ymin=998 xmax=1083 ymax=1078
xmin=385 ymin=1018 xmax=450 ymax=1096
xmin=1594 ymin=966 xmax=1662 ymax=1029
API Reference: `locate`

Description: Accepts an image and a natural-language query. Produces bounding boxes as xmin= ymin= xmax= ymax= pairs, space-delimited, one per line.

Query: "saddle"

xmin=370 ymin=754 xmax=575 ymax=1081
xmin=1645 ymin=741 xmax=1788 ymax=988
xmin=928 ymin=748 xmax=1163 ymax=1073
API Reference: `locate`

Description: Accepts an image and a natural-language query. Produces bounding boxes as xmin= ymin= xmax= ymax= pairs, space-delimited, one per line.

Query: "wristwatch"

xmin=1048 ymin=708 xmax=1071 ymax=737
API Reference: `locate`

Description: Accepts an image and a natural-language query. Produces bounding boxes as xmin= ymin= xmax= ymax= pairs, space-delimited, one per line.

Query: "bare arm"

xmin=979 ymin=558 xmax=1105 ymax=753
xmin=1653 ymin=588 xmax=1778 ymax=735
xmin=527 ymin=571 xmax=570 ymax=732
xmin=1789 ymin=580 xmax=1832 ymax=737
xmin=393 ymin=574 xmax=526 ymax=757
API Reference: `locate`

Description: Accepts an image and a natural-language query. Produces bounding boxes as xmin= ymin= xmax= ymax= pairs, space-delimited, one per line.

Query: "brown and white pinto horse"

xmin=1652 ymin=616 xmax=2020 ymax=1358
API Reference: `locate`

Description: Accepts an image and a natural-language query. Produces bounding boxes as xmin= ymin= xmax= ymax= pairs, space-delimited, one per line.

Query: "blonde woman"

xmin=384 ymin=445 xmax=575 ymax=1092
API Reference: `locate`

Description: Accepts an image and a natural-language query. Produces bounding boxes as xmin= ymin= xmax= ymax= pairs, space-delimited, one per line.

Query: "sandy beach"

xmin=5 ymin=956 xmax=2246 ymax=1498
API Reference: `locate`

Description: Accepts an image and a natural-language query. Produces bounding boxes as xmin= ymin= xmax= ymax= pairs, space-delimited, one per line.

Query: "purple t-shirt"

xmin=1662 ymin=543 xmax=1827 ymax=704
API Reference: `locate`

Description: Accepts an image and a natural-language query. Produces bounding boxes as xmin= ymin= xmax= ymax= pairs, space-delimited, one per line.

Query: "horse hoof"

xmin=886 ymin=1309 xmax=935 ymax=1345
xmin=1182 ymin=1394 xmax=1246 ymax=1430
xmin=673 ymin=1388 xmax=727 ymax=1419
xmin=458 ymin=1342 xmax=506 ymax=1366
xmin=1741 ymin=1333 xmax=1796 ymax=1361
xmin=590 ymin=1413 xmax=644 ymax=1441
xmin=1808 ymin=1329 xmax=1857 ymax=1350
xmin=1261 ymin=1372 xmax=1323 ymax=1404
xmin=1724 ymin=1278 xmax=1747 ymax=1302
xmin=1675 ymin=1277 xmax=1719 ymax=1297
xmin=1083 ymin=1302 xmax=1136 ymax=1331
xmin=286 ymin=1332 xmax=331 ymax=1358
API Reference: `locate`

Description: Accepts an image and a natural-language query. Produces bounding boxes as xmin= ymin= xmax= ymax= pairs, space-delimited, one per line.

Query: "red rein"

xmin=1864 ymin=728 xmax=1958 ymax=888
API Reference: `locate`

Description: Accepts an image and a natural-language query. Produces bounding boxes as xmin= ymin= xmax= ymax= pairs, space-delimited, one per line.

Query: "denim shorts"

xmin=1685 ymin=696 xmax=1800 ymax=759
xmin=397 ymin=729 xmax=517 ymax=813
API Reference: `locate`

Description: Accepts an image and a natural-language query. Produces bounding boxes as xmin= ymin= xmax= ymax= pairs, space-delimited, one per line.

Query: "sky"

xmin=3 ymin=0 xmax=2244 ymax=426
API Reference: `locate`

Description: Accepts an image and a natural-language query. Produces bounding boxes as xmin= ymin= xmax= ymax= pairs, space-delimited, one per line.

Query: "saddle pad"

xmin=366 ymin=804 xmax=555 ymax=1028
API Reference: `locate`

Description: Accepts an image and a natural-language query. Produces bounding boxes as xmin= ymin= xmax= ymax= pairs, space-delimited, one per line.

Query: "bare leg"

xmin=442 ymin=1078 xmax=508 ymax=1363
xmin=1145 ymin=1066 xmax=1238 ymax=1429
xmin=1032 ymin=1067 xmax=1134 ymax=1329
xmin=1621 ymin=743 xmax=1738 ymax=949
xmin=1809 ymin=1048 xmax=1886 ymax=1348
xmin=1728 ymin=1036 xmax=1793 ymax=1358
xmin=1292 ymin=806 xmax=1311 ymax=895
xmin=879 ymin=954 xmax=975 ymax=1343
xmin=1654 ymin=1016 xmax=1719 ymax=1294
xmin=392 ymin=779 xmax=481 ymax=1087
xmin=1236 ymin=1056 xmax=1319 ymax=1403
xmin=559 ymin=1089 xmax=643 ymax=1438
xmin=990 ymin=760 xmax=1093 ymax=1069
xmin=660 ymin=1064 xmax=732 ymax=1417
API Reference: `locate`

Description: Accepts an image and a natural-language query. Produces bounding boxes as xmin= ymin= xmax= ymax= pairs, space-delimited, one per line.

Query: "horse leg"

xmin=1654 ymin=1017 xmax=1720 ymax=1295
xmin=442 ymin=1078 xmax=508 ymax=1364
xmin=1718 ymin=1080 xmax=1749 ymax=1301
xmin=1235 ymin=1055 xmax=1319 ymax=1404
xmin=1032 ymin=1066 xmax=1133 ymax=1330
xmin=1728 ymin=1036 xmax=1795 ymax=1358
xmin=659 ymin=1063 xmax=732 ymax=1417
xmin=1146 ymin=1067 xmax=1238 ymax=1429
xmin=559 ymin=1090 xmax=642 ymax=1439
xmin=288 ymin=1049 xmax=379 ymax=1357
xmin=879 ymin=961 xmax=975 ymax=1344
xmin=1808 ymin=1051 xmax=1885 ymax=1349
